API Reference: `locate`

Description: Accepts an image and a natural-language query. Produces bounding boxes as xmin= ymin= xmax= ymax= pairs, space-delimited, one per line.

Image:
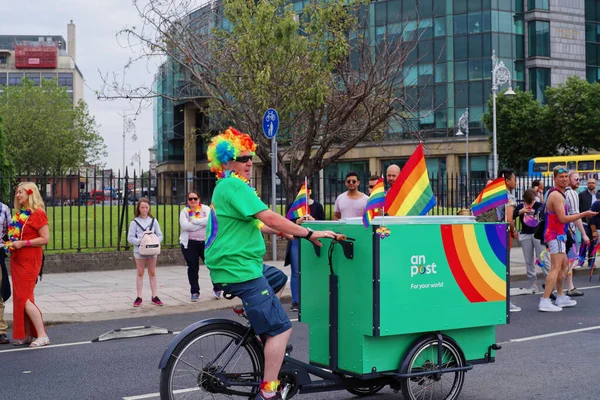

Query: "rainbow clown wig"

xmin=207 ymin=127 xmax=256 ymax=178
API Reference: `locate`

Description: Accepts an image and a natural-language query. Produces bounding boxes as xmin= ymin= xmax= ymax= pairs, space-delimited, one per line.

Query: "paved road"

xmin=2 ymin=275 xmax=600 ymax=400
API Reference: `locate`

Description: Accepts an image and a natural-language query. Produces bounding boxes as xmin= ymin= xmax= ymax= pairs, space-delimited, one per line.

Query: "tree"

xmin=483 ymin=88 xmax=559 ymax=174
xmin=0 ymin=115 xmax=11 ymax=200
xmin=0 ymin=78 xmax=107 ymax=175
xmin=101 ymin=0 xmax=431 ymax=199
xmin=545 ymin=76 xmax=600 ymax=154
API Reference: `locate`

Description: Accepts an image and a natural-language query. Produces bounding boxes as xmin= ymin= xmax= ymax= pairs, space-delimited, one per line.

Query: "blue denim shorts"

xmin=214 ymin=264 xmax=290 ymax=336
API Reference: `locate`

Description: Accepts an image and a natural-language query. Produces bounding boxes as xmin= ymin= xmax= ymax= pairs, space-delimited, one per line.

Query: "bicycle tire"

xmin=400 ymin=335 xmax=465 ymax=400
xmin=160 ymin=322 xmax=264 ymax=400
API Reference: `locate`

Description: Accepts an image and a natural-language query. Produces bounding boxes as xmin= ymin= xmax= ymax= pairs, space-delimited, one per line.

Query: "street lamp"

xmin=122 ymin=114 xmax=137 ymax=177
xmin=491 ymin=50 xmax=515 ymax=178
xmin=456 ymin=108 xmax=469 ymax=200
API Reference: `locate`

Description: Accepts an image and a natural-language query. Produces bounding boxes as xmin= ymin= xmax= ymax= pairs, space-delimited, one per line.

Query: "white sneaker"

xmin=555 ymin=294 xmax=577 ymax=308
xmin=539 ymin=297 xmax=562 ymax=312
xmin=509 ymin=302 xmax=521 ymax=312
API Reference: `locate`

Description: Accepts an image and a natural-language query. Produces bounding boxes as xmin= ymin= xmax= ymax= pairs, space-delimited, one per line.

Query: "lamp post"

xmin=122 ymin=115 xmax=137 ymax=177
xmin=491 ymin=50 xmax=515 ymax=178
xmin=456 ymin=108 xmax=469 ymax=200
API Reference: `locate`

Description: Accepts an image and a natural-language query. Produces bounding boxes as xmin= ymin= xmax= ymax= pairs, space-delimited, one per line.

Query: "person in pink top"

xmin=333 ymin=171 xmax=369 ymax=220
xmin=179 ymin=191 xmax=220 ymax=301
xmin=539 ymin=166 xmax=597 ymax=312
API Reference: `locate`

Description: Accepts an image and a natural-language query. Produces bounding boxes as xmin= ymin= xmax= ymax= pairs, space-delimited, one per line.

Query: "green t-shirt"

xmin=205 ymin=177 xmax=269 ymax=284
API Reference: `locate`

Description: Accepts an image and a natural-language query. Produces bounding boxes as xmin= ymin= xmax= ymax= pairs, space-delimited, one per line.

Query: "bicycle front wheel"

xmin=160 ymin=322 xmax=264 ymax=400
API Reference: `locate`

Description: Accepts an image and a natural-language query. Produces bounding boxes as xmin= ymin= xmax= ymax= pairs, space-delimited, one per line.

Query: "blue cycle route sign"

xmin=262 ymin=108 xmax=279 ymax=139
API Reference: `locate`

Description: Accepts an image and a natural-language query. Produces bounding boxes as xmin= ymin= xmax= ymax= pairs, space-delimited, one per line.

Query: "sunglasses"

xmin=368 ymin=185 xmax=375 ymax=189
xmin=234 ymin=155 xmax=253 ymax=163
xmin=188 ymin=197 xmax=199 ymax=201
xmin=574 ymin=178 xmax=580 ymax=182
xmin=555 ymin=168 xmax=568 ymax=174
xmin=346 ymin=179 xmax=357 ymax=184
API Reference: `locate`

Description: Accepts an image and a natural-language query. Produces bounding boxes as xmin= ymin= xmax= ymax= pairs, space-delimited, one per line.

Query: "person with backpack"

xmin=127 ymin=198 xmax=164 ymax=307
xmin=513 ymin=189 xmax=545 ymax=292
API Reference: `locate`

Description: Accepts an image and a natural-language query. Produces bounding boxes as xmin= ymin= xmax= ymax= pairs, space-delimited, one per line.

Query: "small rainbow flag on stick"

xmin=385 ymin=143 xmax=436 ymax=216
xmin=286 ymin=179 xmax=309 ymax=219
xmin=363 ymin=178 xmax=385 ymax=227
xmin=471 ymin=178 xmax=508 ymax=216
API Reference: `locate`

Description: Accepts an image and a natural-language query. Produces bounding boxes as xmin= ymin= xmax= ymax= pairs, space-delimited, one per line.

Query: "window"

xmin=549 ymin=162 xmax=565 ymax=170
xmin=533 ymin=163 xmax=548 ymax=173
xmin=0 ymin=73 xmax=6 ymax=86
xmin=578 ymin=161 xmax=595 ymax=171
xmin=529 ymin=0 xmax=549 ymax=10
xmin=529 ymin=68 xmax=550 ymax=103
xmin=0 ymin=54 xmax=7 ymax=64
xmin=528 ymin=21 xmax=550 ymax=57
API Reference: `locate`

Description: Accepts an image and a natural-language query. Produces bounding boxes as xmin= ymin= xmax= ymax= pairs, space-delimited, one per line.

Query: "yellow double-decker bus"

xmin=528 ymin=155 xmax=600 ymax=177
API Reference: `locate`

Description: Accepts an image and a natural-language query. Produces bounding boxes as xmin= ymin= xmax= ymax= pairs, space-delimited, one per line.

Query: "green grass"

xmin=41 ymin=203 xmax=473 ymax=253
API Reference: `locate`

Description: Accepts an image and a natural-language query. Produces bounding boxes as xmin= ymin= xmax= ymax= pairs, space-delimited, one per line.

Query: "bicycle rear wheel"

xmin=160 ymin=322 xmax=264 ymax=400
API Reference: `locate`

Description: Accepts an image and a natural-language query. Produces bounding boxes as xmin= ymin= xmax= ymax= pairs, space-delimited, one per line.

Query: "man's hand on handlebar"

xmin=308 ymin=230 xmax=337 ymax=247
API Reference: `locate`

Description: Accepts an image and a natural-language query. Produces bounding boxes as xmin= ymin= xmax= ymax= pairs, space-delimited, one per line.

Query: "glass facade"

xmin=357 ymin=0 xmax=525 ymax=138
xmin=528 ymin=67 xmax=550 ymax=103
xmin=586 ymin=1 xmax=600 ymax=82
xmin=528 ymin=20 xmax=550 ymax=57
xmin=528 ymin=0 xmax=549 ymax=11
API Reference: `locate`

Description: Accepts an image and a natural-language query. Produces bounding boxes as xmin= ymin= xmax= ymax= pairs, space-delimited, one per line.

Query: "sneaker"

xmin=191 ymin=293 xmax=199 ymax=302
xmin=509 ymin=302 xmax=521 ymax=312
xmin=152 ymin=296 xmax=163 ymax=306
xmin=539 ymin=297 xmax=562 ymax=312
xmin=0 ymin=333 xmax=9 ymax=344
xmin=290 ymin=302 xmax=299 ymax=312
xmin=542 ymin=284 xmax=557 ymax=301
xmin=213 ymin=289 xmax=222 ymax=299
xmin=133 ymin=297 xmax=142 ymax=307
xmin=555 ymin=294 xmax=577 ymax=308
xmin=254 ymin=391 xmax=282 ymax=400
xmin=565 ymin=288 xmax=584 ymax=297
xmin=526 ymin=282 xmax=538 ymax=293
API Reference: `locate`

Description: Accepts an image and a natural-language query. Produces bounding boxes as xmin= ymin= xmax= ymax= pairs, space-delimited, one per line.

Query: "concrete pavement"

xmin=2 ymin=247 xmax=598 ymax=324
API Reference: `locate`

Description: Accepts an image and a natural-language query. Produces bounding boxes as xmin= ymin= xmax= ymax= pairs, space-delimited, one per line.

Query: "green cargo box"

xmin=299 ymin=216 xmax=509 ymax=376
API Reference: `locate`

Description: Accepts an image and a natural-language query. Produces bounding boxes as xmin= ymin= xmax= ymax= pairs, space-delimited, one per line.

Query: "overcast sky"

xmin=2 ymin=0 xmax=160 ymax=175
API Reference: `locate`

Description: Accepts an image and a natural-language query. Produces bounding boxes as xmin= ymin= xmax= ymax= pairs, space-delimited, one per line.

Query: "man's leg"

xmin=0 ymin=264 xmax=8 ymax=344
xmin=540 ymin=240 xmax=568 ymax=312
xmin=520 ymin=234 xmax=537 ymax=289
xmin=263 ymin=328 xmax=292 ymax=382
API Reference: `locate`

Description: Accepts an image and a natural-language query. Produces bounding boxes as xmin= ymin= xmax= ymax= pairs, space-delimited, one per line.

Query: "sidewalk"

xmin=3 ymin=248 xmax=597 ymax=324
xmin=4 ymin=262 xmax=289 ymax=324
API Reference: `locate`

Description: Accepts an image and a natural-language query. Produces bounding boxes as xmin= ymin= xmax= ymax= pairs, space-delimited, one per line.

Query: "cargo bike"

xmin=159 ymin=216 xmax=509 ymax=400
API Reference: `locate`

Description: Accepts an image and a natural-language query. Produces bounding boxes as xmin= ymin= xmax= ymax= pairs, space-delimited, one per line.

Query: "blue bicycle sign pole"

xmin=263 ymin=108 xmax=279 ymax=259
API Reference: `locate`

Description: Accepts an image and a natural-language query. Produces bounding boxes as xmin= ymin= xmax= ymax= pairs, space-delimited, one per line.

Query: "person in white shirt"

xmin=179 ymin=191 xmax=220 ymax=301
xmin=333 ymin=171 xmax=368 ymax=220
xmin=564 ymin=172 xmax=589 ymax=297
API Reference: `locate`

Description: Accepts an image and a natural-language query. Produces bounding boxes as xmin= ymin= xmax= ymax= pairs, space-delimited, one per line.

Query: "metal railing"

xmin=0 ymin=171 xmax=556 ymax=253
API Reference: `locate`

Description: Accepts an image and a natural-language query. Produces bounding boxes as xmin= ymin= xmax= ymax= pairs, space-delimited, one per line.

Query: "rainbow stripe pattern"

xmin=205 ymin=204 xmax=218 ymax=249
xmin=471 ymin=177 xmax=508 ymax=216
xmin=384 ymin=144 xmax=436 ymax=216
xmin=362 ymin=178 xmax=385 ymax=227
xmin=286 ymin=184 xmax=309 ymax=219
xmin=441 ymin=224 xmax=507 ymax=302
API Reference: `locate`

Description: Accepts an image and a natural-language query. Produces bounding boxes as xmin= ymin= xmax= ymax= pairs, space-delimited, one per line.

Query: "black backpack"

xmin=534 ymin=188 xmax=574 ymax=249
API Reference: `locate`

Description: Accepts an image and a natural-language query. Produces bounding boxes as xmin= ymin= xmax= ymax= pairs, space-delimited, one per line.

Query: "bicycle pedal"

xmin=285 ymin=344 xmax=293 ymax=354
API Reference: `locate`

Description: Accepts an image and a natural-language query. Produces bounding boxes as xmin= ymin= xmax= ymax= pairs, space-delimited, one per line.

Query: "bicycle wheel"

xmin=346 ymin=384 xmax=386 ymax=396
xmin=401 ymin=336 xmax=465 ymax=400
xmin=160 ymin=322 xmax=264 ymax=400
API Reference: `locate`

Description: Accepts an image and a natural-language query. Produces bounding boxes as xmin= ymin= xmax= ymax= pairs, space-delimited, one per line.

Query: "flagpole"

xmin=304 ymin=176 xmax=309 ymax=216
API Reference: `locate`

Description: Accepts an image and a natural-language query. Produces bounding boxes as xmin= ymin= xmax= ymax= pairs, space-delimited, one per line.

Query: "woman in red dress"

xmin=6 ymin=182 xmax=50 ymax=347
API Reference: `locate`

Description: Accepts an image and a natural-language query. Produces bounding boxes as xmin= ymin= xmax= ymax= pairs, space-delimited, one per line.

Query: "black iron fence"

xmin=0 ymin=171 xmax=558 ymax=253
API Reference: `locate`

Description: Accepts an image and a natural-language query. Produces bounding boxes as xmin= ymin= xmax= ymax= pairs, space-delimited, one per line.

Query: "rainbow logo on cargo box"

xmin=440 ymin=224 xmax=507 ymax=303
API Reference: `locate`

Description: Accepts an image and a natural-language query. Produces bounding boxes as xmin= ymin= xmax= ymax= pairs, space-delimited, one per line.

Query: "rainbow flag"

xmin=471 ymin=178 xmax=508 ymax=217
xmin=286 ymin=183 xmax=308 ymax=219
xmin=205 ymin=204 xmax=218 ymax=249
xmin=385 ymin=144 xmax=436 ymax=216
xmin=363 ymin=178 xmax=385 ymax=227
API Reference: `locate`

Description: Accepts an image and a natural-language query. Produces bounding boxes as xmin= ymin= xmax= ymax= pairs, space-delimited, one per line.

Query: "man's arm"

xmin=552 ymin=193 xmax=598 ymax=224
xmin=255 ymin=209 xmax=336 ymax=247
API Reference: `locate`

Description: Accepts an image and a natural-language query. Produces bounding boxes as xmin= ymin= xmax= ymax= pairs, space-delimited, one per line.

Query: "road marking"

xmin=578 ymin=284 xmax=600 ymax=290
xmin=501 ymin=325 xmax=600 ymax=344
xmin=123 ymin=392 xmax=159 ymax=400
xmin=0 ymin=340 xmax=91 ymax=354
xmin=123 ymin=387 xmax=199 ymax=400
